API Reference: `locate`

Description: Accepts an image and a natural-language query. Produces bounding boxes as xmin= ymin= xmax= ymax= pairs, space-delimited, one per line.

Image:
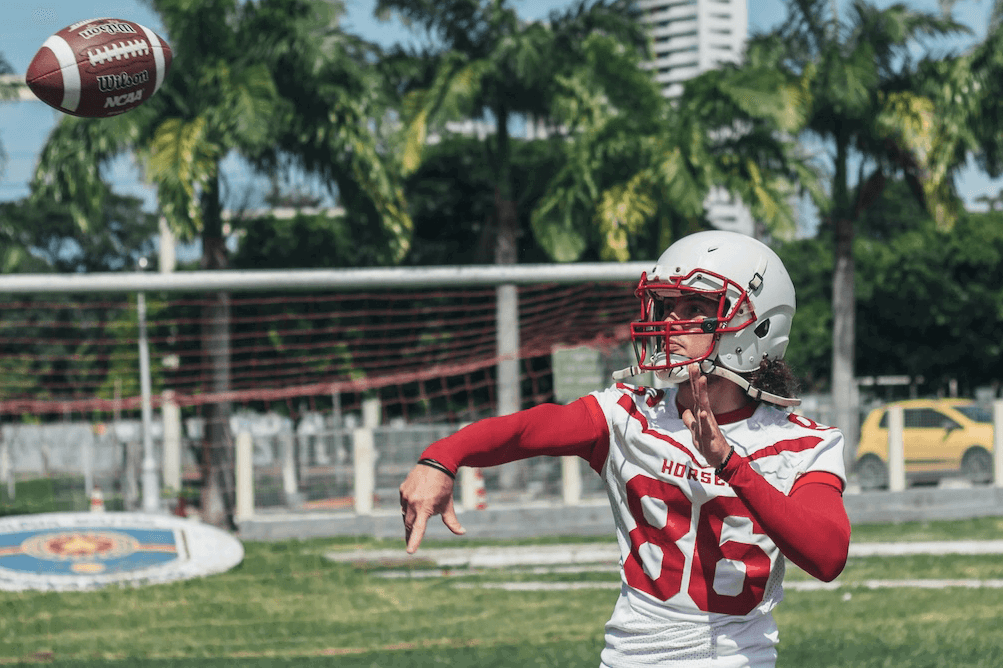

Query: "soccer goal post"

xmin=0 ymin=263 xmax=649 ymax=515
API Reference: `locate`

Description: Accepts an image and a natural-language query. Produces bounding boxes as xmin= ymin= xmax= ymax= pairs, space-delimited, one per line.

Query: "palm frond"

xmin=29 ymin=115 xmax=141 ymax=232
xmin=145 ymin=115 xmax=218 ymax=236
xmin=226 ymin=63 xmax=281 ymax=149
xmin=399 ymin=53 xmax=485 ymax=174
xmin=594 ymin=174 xmax=658 ymax=262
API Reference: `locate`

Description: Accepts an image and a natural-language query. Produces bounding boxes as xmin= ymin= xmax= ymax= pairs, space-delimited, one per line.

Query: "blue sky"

xmin=0 ymin=0 xmax=999 ymax=217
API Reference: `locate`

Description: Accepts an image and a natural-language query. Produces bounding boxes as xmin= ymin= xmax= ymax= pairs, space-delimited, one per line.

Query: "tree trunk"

xmin=492 ymin=104 xmax=520 ymax=414
xmin=493 ymin=106 xmax=518 ymax=268
xmin=491 ymin=103 xmax=517 ymax=413
xmin=831 ymin=216 xmax=856 ymax=466
xmin=830 ymin=137 xmax=857 ymax=470
xmin=492 ymin=106 xmax=523 ymax=493
xmin=199 ymin=170 xmax=234 ymax=528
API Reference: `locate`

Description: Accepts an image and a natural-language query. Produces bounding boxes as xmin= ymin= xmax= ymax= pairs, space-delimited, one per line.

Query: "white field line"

xmin=376 ymin=564 xmax=621 ymax=579
xmin=784 ymin=579 xmax=1003 ymax=591
xmin=328 ymin=544 xmax=621 ymax=568
xmin=454 ymin=581 xmax=620 ymax=591
xmin=450 ymin=579 xmax=1003 ymax=593
xmin=330 ymin=540 xmax=1003 ymax=569
xmin=847 ymin=540 xmax=1003 ymax=556
xmin=353 ymin=541 xmax=1003 ymax=593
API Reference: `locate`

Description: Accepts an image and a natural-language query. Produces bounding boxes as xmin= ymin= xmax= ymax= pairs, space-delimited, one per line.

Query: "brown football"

xmin=25 ymin=17 xmax=172 ymax=118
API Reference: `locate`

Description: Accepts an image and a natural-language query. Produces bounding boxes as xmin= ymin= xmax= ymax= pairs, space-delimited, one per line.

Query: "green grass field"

xmin=1 ymin=517 xmax=1002 ymax=667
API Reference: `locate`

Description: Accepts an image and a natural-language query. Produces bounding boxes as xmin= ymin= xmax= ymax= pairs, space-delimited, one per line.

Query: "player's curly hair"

xmin=746 ymin=357 xmax=800 ymax=403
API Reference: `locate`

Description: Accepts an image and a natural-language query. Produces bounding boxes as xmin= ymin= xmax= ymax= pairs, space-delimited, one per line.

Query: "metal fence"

xmin=5 ymin=396 xmax=1003 ymax=520
xmin=0 ymin=408 xmax=612 ymax=516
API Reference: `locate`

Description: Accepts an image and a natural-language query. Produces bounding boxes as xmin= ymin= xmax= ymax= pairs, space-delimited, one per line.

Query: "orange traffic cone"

xmin=89 ymin=486 xmax=105 ymax=513
xmin=173 ymin=494 xmax=187 ymax=518
xmin=473 ymin=468 xmax=488 ymax=510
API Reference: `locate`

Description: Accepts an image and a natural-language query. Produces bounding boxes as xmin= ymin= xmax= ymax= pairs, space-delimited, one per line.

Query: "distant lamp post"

xmin=137 ymin=257 xmax=160 ymax=513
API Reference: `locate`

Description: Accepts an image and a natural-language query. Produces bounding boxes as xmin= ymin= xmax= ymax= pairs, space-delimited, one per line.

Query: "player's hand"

xmin=680 ymin=363 xmax=732 ymax=468
xmin=399 ymin=464 xmax=466 ymax=554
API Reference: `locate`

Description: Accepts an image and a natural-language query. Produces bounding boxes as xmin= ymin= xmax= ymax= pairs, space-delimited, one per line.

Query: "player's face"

xmin=656 ymin=294 xmax=717 ymax=360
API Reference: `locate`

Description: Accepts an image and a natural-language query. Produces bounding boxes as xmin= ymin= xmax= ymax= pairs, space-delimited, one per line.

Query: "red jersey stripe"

xmin=790 ymin=470 xmax=845 ymax=494
xmin=747 ymin=436 xmax=823 ymax=462
xmin=616 ymin=394 xmax=704 ymax=466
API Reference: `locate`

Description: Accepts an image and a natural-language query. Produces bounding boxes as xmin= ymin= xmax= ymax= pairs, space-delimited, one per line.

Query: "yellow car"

xmin=853 ymin=399 xmax=995 ymax=490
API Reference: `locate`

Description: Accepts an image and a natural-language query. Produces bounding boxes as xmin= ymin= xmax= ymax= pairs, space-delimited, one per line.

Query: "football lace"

xmin=86 ymin=40 xmax=150 ymax=67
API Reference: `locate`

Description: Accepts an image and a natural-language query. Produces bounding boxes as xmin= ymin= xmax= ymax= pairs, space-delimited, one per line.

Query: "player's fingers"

xmin=687 ymin=364 xmax=708 ymax=443
xmin=681 ymin=408 xmax=707 ymax=454
xmin=680 ymin=407 xmax=695 ymax=430
xmin=441 ymin=499 xmax=466 ymax=536
xmin=701 ymin=406 xmax=719 ymax=431
xmin=682 ymin=410 xmax=705 ymax=451
xmin=406 ymin=510 xmax=429 ymax=554
xmin=401 ymin=503 xmax=413 ymax=545
xmin=689 ymin=363 xmax=709 ymax=406
xmin=687 ymin=364 xmax=702 ymax=410
xmin=687 ymin=362 xmax=699 ymax=378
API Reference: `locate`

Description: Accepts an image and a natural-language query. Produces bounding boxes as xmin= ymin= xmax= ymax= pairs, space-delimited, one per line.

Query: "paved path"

xmin=453 ymin=579 xmax=1003 ymax=592
xmin=327 ymin=540 xmax=1003 ymax=593
xmin=326 ymin=539 xmax=1003 ymax=568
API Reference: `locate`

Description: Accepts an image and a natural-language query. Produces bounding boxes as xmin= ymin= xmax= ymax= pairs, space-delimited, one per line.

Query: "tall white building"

xmin=639 ymin=0 xmax=755 ymax=236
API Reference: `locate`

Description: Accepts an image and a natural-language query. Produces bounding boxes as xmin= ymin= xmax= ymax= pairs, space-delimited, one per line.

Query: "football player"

xmin=399 ymin=230 xmax=850 ymax=667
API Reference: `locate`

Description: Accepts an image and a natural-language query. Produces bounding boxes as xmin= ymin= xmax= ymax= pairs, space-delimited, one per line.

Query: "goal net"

xmin=0 ymin=281 xmax=637 ymax=422
xmin=0 ymin=277 xmax=641 ymax=514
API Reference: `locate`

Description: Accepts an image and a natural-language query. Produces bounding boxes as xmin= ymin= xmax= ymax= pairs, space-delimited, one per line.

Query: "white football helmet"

xmin=621 ymin=231 xmax=796 ymax=401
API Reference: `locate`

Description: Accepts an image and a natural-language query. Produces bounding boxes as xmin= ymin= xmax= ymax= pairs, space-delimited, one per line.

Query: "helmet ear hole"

xmin=754 ymin=319 xmax=771 ymax=338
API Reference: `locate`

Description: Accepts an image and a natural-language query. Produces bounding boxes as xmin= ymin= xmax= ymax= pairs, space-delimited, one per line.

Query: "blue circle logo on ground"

xmin=0 ymin=512 xmax=243 ymax=591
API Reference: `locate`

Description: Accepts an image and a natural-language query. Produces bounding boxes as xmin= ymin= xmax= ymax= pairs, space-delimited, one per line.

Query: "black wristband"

xmin=714 ymin=447 xmax=735 ymax=476
xmin=417 ymin=457 xmax=456 ymax=479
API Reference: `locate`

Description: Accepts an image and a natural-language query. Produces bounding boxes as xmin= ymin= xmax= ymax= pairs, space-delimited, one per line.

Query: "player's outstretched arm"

xmin=400 ymin=399 xmax=607 ymax=554
xmin=399 ymin=464 xmax=465 ymax=554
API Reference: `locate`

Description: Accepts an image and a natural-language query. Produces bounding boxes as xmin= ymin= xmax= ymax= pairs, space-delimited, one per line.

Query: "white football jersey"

xmin=589 ymin=383 xmax=846 ymax=667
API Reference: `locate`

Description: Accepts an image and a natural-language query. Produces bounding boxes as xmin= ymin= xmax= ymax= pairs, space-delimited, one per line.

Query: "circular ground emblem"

xmin=0 ymin=512 xmax=244 ymax=591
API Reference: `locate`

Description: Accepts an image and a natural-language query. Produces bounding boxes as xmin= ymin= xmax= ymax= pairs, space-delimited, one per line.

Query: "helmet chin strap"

xmin=612 ymin=353 xmax=695 ymax=382
xmin=706 ymin=364 xmax=801 ymax=408
xmin=611 ymin=364 xmax=644 ymax=381
xmin=611 ymin=357 xmax=801 ymax=408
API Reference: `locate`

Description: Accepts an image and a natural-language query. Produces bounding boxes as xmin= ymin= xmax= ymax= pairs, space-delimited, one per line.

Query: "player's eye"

xmin=683 ymin=303 xmax=711 ymax=318
xmin=651 ymin=298 xmax=672 ymax=320
xmin=672 ymin=297 xmax=716 ymax=319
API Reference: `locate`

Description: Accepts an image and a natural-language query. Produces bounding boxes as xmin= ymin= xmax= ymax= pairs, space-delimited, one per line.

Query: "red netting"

xmin=0 ymin=282 xmax=637 ymax=422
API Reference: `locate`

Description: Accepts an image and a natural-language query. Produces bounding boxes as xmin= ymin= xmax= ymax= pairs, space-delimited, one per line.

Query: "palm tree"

xmin=376 ymin=0 xmax=652 ymax=438
xmin=31 ymin=0 xmax=411 ymax=525
xmin=965 ymin=22 xmax=1003 ymax=185
xmin=751 ymin=0 xmax=966 ymax=460
xmin=378 ymin=0 xmax=649 ymax=266
xmin=533 ymin=46 xmax=818 ymax=263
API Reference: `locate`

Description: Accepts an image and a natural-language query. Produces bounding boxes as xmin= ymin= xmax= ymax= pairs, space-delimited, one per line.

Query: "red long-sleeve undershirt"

xmin=422 ymin=395 xmax=850 ymax=582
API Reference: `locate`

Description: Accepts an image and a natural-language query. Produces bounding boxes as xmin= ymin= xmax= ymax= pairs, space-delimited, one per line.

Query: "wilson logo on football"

xmin=96 ymin=70 xmax=149 ymax=92
xmin=78 ymin=23 xmax=137 ymax=39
